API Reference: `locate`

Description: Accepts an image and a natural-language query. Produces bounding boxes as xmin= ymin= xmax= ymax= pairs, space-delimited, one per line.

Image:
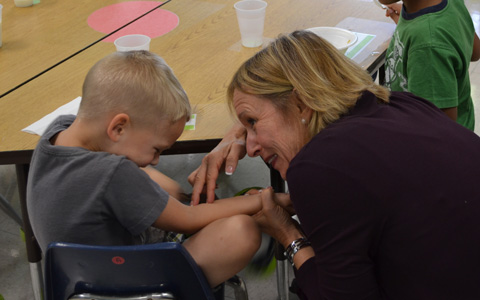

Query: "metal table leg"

xmin=0 ymin=193 xmax=23 ymax=228
xmin=270 ymin=168 xmax=290 ymax=300
xmin=16 ymin=164 xmax=43 ymax=300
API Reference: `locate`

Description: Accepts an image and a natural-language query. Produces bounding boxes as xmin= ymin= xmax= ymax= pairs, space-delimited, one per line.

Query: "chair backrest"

xmin=44 ymin=242 xmax=216 ymax=300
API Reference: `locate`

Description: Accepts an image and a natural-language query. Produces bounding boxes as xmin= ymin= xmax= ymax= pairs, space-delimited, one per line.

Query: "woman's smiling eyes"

xmin=237 ymin=110 xmax=257 ymax=129
xmin=247 ymin=118 xmax=256 ymax=127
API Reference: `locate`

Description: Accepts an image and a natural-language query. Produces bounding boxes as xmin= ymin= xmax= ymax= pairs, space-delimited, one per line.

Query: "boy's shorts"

xmin=143 ymin=227 xmax=186 ymax=244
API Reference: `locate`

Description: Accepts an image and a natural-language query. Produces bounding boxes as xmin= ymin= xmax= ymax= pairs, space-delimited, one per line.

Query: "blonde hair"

xmin=79 ymin=51 xmax=191 ymax=126
xmin=227 ymin=30 xmax=390 ymax=138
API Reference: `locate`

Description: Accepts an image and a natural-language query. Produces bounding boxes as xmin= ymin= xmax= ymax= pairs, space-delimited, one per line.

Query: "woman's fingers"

xmin=189 ymin=125 xmax=247 ymax=205
xmin=189 ymin=166 xmax=207 ymax=205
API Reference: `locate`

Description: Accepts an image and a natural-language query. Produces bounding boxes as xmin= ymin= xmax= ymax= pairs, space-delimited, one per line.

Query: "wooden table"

xmin=0 ymin=0 xmax=397 ymax=162
xmin=0 ymin=0 xmax=168 ymax=97
xmin=0 ymin=0 xmax=396 ymax=299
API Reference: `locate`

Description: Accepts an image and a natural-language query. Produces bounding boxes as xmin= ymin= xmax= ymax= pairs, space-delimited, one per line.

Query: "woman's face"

xmin=233 ymin=89 xmax=311 ymax=179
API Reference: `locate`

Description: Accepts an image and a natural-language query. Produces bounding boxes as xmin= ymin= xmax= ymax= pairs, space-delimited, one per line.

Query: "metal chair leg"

xmin=30 ymin=261 xmax=44 ymax=300
xmin=269 ymin=168 xmax=291 ymax=300
xmin=274 ymin=242 xmax=289 ymax=300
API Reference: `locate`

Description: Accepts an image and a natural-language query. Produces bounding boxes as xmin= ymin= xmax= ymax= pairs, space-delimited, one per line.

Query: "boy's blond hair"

xmin=78 ymin=51 xmax=191 ymax=126
xmin=227 ymin=30 xmax=390 ymax=138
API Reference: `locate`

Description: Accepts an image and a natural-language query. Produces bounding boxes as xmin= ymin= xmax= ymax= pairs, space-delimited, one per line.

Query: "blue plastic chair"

xmin=44 ymin=242 xmax=226 ymax=300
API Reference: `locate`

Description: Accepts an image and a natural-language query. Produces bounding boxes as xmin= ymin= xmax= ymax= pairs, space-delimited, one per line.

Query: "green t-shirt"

xmin=384 ymin=0 xmax=475 ymax=130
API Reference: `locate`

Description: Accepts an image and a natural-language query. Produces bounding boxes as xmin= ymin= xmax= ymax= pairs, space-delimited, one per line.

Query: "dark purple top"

xmin=287 ymin=91 xmax=480 ymax=299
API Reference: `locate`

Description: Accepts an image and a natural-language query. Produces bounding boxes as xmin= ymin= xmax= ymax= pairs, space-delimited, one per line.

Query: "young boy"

xmin=26 ymin=51 xmax=282 ymax=287
xmin=380 ymin=0 xmax=480 ymax=130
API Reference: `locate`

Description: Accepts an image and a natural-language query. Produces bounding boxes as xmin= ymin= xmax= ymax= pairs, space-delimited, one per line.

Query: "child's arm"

xmin=472 ymin=33 xmax=480 ymax=62
xmin=142 ymin=166 xmax=189 ymax=203
xmin=385 ymin=3 xmax=402 ymax=24
xmin=441 ymin=107 xmax=458 ymax=122
xmin=152 ymin=192 xmax=272 ymax=234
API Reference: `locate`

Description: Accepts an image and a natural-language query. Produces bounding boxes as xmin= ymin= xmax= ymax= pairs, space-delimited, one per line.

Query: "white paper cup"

xmin=234 ymin=0 xmax=267 ymax=48
xmin=114 ymin=34 xmax=151 ymax=52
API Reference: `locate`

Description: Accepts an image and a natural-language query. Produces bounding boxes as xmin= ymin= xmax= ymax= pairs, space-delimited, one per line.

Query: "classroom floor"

xmin=2 ymin=60 xmax=480 ymax=300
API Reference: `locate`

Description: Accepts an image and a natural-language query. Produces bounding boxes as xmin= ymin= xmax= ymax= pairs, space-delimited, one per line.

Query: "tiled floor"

xmin=2 ymin=37 xmax=480 ymax=300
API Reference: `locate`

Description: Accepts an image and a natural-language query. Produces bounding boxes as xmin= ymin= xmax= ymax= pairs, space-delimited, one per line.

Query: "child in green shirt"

xmin=380 ymin=0 xmax=480 ymax=130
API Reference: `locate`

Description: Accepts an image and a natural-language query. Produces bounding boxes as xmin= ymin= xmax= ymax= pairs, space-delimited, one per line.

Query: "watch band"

xmin=284 ymin=237 xmax=311 ymax=267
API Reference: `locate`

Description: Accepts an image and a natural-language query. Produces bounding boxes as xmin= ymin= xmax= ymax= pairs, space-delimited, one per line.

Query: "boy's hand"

xmin=245 ymin=188 xmax=294 ymax=215
xmin=188 ymin=123 xmax=247 ymax=205
xmin=253 ymin=187 xmax=298 ymax=243
xmin=385 ymin=3 xmax=402 ymax=24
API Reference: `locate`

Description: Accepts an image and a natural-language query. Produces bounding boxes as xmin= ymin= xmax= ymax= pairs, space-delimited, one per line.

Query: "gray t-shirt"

xmin=27 ymin=115 xmax=169 ymax=253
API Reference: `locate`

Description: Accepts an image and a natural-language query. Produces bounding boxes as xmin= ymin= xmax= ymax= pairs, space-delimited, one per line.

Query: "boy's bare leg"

xmin=143 ymin=166 xmax=261 ymax=285
xmin=183 ymin=214 xmax=261 ymax=287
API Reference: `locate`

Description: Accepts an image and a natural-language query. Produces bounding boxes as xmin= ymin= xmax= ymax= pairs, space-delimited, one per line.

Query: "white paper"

xmin=345 ymin=32 xmax=376 ymax=59
xmin=22 ymin=97 xmax=197 ymax=136
xmin=184 ymin=114 xmax=196 ymax=130
xmin=22 ymin=97 xmax=81 ymax=136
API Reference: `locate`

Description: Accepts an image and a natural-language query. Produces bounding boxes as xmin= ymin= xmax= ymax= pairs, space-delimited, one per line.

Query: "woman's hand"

xmin=385 ymin=3 xmax=402 ymax=24
xmin=254 ymin=188 xmax=314 ymax=269
xmin=253 ymin=187 xmax=300 ymax=245
xmin=244 ymin=187 xmax=294 ymax=214
xmin=188 ymin=123 xmax=247 ymax=205
xmin=273 ymin=191 xmax=295 ymax=216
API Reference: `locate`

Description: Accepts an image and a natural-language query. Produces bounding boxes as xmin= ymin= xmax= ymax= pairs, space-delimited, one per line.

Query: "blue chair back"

xmin=44 ymin=242 xmax=216 ymax=300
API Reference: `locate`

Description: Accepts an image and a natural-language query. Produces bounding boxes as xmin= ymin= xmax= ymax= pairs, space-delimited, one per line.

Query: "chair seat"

xmin=69 ymin=292 xmax=174 ymax=300
xmin=44 ymin=242 xmax=216 ymax=300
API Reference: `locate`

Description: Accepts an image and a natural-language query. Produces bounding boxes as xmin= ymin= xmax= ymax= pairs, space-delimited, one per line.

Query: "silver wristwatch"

xmin=284 ymin=237 xmax=311 ymax=267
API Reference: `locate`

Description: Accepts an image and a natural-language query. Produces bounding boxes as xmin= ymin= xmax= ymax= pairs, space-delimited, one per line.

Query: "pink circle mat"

xmin=88 ymin=1 xmax=179 ymax=43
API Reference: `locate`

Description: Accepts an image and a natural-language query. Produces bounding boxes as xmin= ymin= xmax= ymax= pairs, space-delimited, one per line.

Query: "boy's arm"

xmin=441 ymin=107 xmax=458 ymax=122
xmin=472 ymin=33 xmax=480 ymax=62
xmin=152 ymin=193 xmax=265 ymax=234
xmin=385 ymin=3 xmax=402 ymax=24
xmin=142 ymin=166 xmax=189 ymax=203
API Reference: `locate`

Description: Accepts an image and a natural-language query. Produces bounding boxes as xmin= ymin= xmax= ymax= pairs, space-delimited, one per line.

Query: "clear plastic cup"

xmin=234 ymin=0 xmax=268 ymax=48
xmin=114 ymin=34 xmax=151 ymax=52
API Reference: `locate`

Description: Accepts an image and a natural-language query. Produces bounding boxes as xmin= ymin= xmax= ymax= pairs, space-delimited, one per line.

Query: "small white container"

xmin=114 ymin=34 xmax=151 ymax=52
xmin=306 ymin=27 xmax=358 ymax=54
xmin=14 ymin=0 xmax=34 ymax=7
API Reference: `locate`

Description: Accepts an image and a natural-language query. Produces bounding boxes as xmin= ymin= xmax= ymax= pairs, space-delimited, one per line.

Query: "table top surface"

xmin=0 ymin=0 xmax=170 ymax=97
xmin=0 ymin=0 xmax=397 ymax=163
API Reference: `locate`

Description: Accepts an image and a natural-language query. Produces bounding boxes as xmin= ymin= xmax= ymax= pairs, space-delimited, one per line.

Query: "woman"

xmin=189 ymin=31 xmax=480 ymax=299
